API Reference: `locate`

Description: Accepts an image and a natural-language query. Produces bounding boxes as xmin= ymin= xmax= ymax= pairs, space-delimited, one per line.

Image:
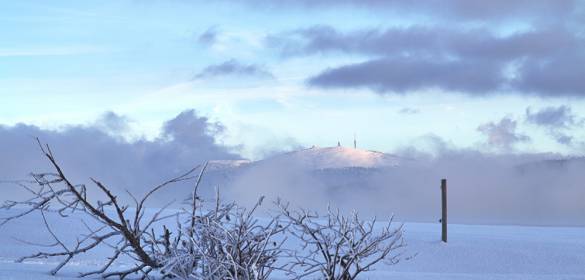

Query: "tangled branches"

xmin=0 ymin=140 xmax=199 ymax=279
xmin=0 ymin=140 xmax=407 ymax=279
xmin=277 ymin=199 xmax=405 ymax=280
xmin=162 ymin=194 xmax=287 ymax=280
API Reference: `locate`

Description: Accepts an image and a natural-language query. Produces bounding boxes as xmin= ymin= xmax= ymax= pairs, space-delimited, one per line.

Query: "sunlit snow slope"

xmin=256 ymin=146 xmax=402 ymax=169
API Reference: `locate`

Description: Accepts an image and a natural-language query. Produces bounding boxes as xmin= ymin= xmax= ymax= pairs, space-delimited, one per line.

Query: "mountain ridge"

xmin=251 ymin=146 xmax=403 ymax=170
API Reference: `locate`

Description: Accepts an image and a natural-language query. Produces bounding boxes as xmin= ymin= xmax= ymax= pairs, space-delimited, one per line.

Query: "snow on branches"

xmin=0 ymin=140 xmax=407 ymax=279
xmin=276 ymin=199 xmax=405 ymax=280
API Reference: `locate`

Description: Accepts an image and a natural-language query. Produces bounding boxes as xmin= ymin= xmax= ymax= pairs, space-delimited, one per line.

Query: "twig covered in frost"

xmin=0 ymin=139 xmax=410 ymax=280
xmin=0 ymin=139 xmax=203 ymax=279
xmin=276 ymin=199 xmax=406 ymax=280
xmin=161 ymin=192 xmax=288 ymax=280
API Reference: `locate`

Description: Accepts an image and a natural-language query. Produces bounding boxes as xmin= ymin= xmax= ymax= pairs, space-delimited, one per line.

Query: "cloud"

xmin=526 ymin=106 xmax=577 ymax=128
xmin=271 ymin=25 xmax=585 ymax=97
xmin=93 ymin=111 xmax=132 ymax=135
xmin=0 ymin=110 xmax=241 ymax=204
xmin=512 ymin=52 xmax=585 ymax=97
xmin=245 ymin=137 xmax=305 ymax=160
xmin=2 ymin=111 xmax=584 ymax=226
xmin=477 ymin=117 xmax=530 ymax=151
xmin=220 ymin=142 xmax=585 ymax=226
xmin=526 ymin=106 xmax=582 ymax=145
xmin=198 ymin=26 xmax=220 ymax=46
xmin=228 ymin=0 xmax=577 ymax=23
xmin=194 ymin=59 xmax=274 ymax=79
xmin=398 ymin=108 xmax=419 ymax=115
xmin=308 ymin=57 xmax=504 ymax=94
xmin=269 ymin=26 xmax=577 ymax=60
xmin=553 ymin=134 xmax=574 ymax=145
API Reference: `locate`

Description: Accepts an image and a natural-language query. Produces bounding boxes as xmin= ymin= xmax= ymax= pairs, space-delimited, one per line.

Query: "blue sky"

xmin=2 ymin=0 xmax=585 ymax=159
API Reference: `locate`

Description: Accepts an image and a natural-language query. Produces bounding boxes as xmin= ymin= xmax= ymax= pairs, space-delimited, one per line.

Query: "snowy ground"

xmin=0 ymin=210 xmax=583 ymax=279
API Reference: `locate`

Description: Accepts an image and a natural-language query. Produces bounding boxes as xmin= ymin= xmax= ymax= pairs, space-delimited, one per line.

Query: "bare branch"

xmin=277 ymin=199 xmax=406 ymax=280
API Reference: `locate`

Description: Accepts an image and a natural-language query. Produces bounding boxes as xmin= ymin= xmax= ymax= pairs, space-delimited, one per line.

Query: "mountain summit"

xmin=257 ymin=146 xmax=402 ymax=170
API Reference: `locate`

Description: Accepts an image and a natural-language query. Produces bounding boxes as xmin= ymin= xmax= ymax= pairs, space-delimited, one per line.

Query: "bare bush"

xmin=0 ymin=140 xmax=201 ymax=279
xmin=276 ymin=199 xmax=406 ymax=280
xmin=0 ymin=140 xmax=288 ymax=279
xmin=0 ymin=140 xmax=409 ymax=279
xmin=162 ymin=193 xmax=287 ymax=280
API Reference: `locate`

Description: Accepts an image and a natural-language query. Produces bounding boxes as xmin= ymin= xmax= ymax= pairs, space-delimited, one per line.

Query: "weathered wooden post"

xmin=441 ymin=178 xmax=448 ymax=243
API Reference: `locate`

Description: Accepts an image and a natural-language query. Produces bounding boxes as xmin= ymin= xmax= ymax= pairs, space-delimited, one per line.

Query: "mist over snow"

xmin=0 ymin=110 xmax=584 ymax=226
xmin=218 ymin=145 xmax=585 ymax=226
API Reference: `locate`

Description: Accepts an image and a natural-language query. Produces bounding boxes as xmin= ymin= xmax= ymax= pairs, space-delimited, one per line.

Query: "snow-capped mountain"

xmin=198 ymin=146 xmax=403 ymax=197
xmin=252 ymin=146 xmax=402 ymax=170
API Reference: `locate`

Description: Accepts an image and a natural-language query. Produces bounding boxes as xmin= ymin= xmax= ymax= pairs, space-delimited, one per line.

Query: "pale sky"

xmin=2 ymin=0 xmax=585 ymax=159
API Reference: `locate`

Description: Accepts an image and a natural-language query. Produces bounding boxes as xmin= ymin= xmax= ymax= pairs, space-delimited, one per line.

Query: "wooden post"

xmin=441 ymin=179 xmax=448 ymax=243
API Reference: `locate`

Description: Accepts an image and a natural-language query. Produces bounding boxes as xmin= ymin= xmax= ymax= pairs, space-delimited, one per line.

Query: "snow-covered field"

xmin=0 ymin=209 xmax=583 ymax=280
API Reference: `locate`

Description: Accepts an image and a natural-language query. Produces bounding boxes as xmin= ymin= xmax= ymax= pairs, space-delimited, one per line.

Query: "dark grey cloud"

xmin=229 ymin=0 xmax=577 ymax=23
xmin=553 ymin=134 xmax=574 ymax=145
xmin=273 ymin=25 xmax=585 ymax=97
xmin=478 ymin=117 xmax=530 ymax=151
xmin=269 ymin=26 xmax=577 ymax=60
xmin=198 ymin=26 xmax=219 ymax=46
xmin=195 ymin=59 xmax=274 ymax=79
xmin=308 ymin=57 xmax=504 ymax=94
xmin=526 ymin=106 xmax=577 ymax=128
xmin=513 ymin=52 xmax=585 ymax=97
xmin=526 ymin=106 xmax=582 ymax=145
xmin=0 ymin=110 xmax=240 ymax=204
